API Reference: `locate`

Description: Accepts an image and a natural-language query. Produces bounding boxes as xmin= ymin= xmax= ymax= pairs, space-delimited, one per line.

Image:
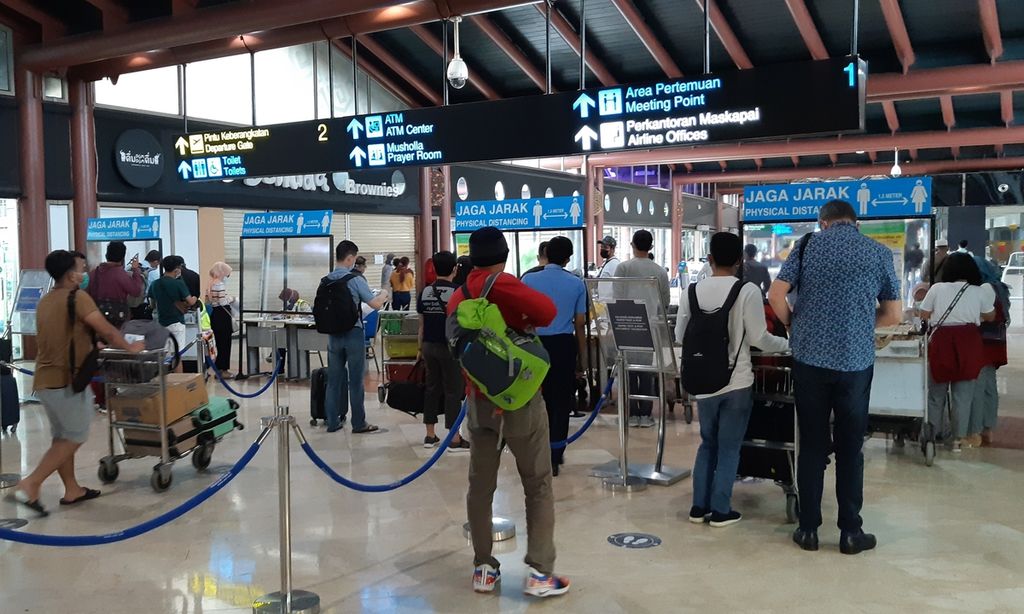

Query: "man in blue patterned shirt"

xmin=768 ymin=200 xmax=902 ymax=556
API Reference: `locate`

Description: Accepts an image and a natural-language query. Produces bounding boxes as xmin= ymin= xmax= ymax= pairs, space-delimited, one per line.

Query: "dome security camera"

xmin=998 ymin=183 xmax=1010 ymax=194
xmin=447 ymin=56 xmax=468 ymax=89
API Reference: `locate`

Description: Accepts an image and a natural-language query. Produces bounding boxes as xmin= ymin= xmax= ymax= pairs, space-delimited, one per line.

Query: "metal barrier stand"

xmin=601 ymin=354 xmax=647 ymax=492
xmin=254 ymin=331 xmax=319 ymax=614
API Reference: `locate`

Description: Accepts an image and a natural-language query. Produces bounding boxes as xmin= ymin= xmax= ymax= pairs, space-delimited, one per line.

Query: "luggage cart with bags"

xmin=737 ymin=352 xmax=800 ymax=523
xmin=869 ymin=329 xmax=933 ymax=466
xmin=97 ymin=347 xmax=243 ymax=492
xmin=377 ymin=310 xmax=420 ymax=404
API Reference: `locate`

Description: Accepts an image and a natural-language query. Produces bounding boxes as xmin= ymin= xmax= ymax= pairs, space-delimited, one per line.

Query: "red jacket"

xmin=929 ymin=324 xmax=987 ymax=384
xmin=87 ymin=262 xmax=144 ymax=302
xmin=447 ymin=270 xmax=556 ymax=333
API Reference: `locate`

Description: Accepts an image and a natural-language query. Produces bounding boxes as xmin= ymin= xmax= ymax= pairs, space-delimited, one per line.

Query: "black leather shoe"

xmin=792 ymin=528 xmax=819 ymax=551
xmin=840 ymin=531 xmax=877 ymax=555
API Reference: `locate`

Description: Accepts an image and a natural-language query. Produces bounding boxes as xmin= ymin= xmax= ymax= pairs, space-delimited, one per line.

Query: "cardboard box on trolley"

xmin=109 ymin=373 xmax=209 ymax=425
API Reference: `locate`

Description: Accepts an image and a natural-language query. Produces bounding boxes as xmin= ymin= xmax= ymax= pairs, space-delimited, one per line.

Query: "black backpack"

xmin=313 ymin=274 xmax=360 ymax=335
xmin=681 ymin=280 xmax=746 ymax=396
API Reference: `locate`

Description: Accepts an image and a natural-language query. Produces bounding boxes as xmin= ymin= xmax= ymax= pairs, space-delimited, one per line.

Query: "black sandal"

xmin=352 ymin=424 xmax=380 ymax=434
xmin=59 ymin=488 xmax=102 ymax=506
xmin=7 ymin=492 xmax=49 ymax=517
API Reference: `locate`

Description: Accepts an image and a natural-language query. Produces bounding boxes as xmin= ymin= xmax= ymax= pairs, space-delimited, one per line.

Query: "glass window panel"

xmin=42 ymin=75 xmax=65 ymax=100
xmin=48 ymin=203 xmax=70 ymax=251
xmin=95 ymin=66 xmax=179 ymax=114
xmin=254 ymin=44 xmax=315 ymax=124
xmin=186 ymin=54 xmax=252 ymax=124
xmin=172 ymin=209 xmax=200 ymax=276
xmin=0 ymin=26 xmax=11 ymax=93
xmin=369 ymin=79 xmax=405 ymax=114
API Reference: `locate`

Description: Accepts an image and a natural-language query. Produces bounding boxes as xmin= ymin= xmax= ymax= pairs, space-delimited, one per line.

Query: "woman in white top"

xmin=675 ymin=233 xmax=789 ymax=527
xmin=919 ymin=253 xmax=995 ymax=452
xmin=206 ymin=262 xmax=235 ymax=377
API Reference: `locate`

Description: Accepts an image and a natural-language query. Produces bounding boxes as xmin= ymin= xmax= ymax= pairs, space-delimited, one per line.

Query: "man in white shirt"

xmin=597 ymin=236 xmax=620 ymax=278
xmin=676 ymin=232 xmax=789 ymax=527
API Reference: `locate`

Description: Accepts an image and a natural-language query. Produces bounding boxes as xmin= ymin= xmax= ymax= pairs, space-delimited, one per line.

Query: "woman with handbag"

xmin=206 ymin=261 xmax=236 ymax=377
xmin=919 ymin=253 xmax=995 ymax=453
xmin=8 ymin=250 xmax=144 ymax=517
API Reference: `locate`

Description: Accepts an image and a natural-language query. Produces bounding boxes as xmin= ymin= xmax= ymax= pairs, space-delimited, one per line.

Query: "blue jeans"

xmin=692 ymin=387 xmax=753 ymax=514
xmin=326 ymin=327 xmax=367 ymax=430
xmin=793 ymin=362 xmax=873 ymax=533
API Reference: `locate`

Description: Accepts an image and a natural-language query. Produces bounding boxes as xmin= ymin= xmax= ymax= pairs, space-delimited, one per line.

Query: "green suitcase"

xmin=191 ymin=396 xmax=242 ymax=444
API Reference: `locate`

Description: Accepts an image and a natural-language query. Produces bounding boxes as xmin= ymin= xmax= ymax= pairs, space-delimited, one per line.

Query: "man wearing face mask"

xmin=597 ymin=236 xmax=620 ymax=278
xmin=148 ymin=255 xmax=198 ymax=369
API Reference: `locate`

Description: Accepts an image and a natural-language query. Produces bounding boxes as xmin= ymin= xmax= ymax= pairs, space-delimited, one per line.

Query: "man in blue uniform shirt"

xmin=522 ymin=236 xmax=587 ymax=475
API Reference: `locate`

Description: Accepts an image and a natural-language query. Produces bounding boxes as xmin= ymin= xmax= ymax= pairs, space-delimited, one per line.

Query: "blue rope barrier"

xmin=550 ymin=377 xmax=615 ymax=450
xmin=301 ymin=402 xmax=468 ymax=493
xmin=206 ymin=355 xmax=282 ymax=399
xmin=0 ymin=437 xmax=265 ymax=547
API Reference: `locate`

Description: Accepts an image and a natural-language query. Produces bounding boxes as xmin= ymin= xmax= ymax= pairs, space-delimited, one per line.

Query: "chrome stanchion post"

xmin=254 ymin=330 xmax=319 ymax=614
xmin=603 ymin=353 xmax=645 ymax=492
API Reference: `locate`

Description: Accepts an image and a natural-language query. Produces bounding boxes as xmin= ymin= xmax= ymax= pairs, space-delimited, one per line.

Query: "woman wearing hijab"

xmin=206 ymin=262 xmax=235 ymax=377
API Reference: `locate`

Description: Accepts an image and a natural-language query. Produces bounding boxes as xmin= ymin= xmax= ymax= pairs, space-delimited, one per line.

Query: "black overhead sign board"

xmin=173 ymin=56 xmax=864 ymax=181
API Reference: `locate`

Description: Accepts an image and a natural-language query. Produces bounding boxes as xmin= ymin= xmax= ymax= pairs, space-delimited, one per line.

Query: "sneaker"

xmin=523 ymin=566 xmax=570 ymax=598
xmin=448 ymin=439 xmax=471 ymax=453
xmin=688 ymin=506 xmax=709 ymax=524
xmin=639 ymin=416 xmax=656 ymax=428
xmin=709 ymin=510 xmax=742 ymax=527
xmin=473 ymin=564 xmax=500 ymax=593
xmin=628 ymin=416 xmax=640 ymax=428
xmin=423 ymin=435 xmax=441 ymax=449
xmin=952 ymin=439 xmax=963 ymax=453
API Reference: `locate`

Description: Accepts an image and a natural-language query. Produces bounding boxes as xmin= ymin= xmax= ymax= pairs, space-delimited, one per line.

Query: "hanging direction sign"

xmin=241 ymin=210 xmax=333 ymax=237
xmin=455 ymin=196 xmax=585 ymax=232
xmin=743 ymin=177 xmax=933 ymax=222
xmin=86 ymin=216 xmax=161 ymax=241
xmin=174 ymin=56 xmax=864 ymax=181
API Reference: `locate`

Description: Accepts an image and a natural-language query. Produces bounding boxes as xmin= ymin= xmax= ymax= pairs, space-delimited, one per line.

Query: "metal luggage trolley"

xmin=97 ymin=347 xmax=225 ymax=492
xmin=869 ymin=329 xmax=933 ymax=466
xmin=739 ymin=352 xmax=800 ymax=523
xmin=376 ymin=310 xmax=420 ymax=404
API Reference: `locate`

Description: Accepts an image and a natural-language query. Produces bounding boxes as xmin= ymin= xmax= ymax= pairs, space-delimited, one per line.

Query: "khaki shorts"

xmin=36 ymin=386 xmax=94 ymax=444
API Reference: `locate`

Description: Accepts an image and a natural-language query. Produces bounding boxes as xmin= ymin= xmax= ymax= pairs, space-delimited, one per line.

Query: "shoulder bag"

xmin=67 ymin=289 xmax=100 ymax=393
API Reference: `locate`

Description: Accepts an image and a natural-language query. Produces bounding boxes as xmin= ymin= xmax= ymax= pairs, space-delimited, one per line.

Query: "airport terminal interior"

xmin=1 ymin=1 xmax=1023 ymax=612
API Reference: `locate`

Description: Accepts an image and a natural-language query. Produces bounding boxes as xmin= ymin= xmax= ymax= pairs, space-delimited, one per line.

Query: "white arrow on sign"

xmin=347 ymin=118 xmax=364 ymax=139
xmin=349 ymin=146 xmax=367 ymax=167
xmin=575 ymin=125 xmax=598 ymax=151
xmin=177 ymin=161 xmax=192 ymax=179
xmin=543 ymin=212 xmax=569 ymax=220
xmin=174 ymin=136 xmax=188 ymax=156
xmin=872 ymin=197 xmax=908 ymax=206
xmin=572 ymin=93 xmax=596 ymax=119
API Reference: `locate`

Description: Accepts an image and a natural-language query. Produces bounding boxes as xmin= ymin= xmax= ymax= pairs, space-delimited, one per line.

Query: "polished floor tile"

xmin=1 ymin=354 xmax=1023 ymax=613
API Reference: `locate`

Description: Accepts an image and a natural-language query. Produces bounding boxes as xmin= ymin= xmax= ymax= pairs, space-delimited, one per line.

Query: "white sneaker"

xmin=639 ymin=416 xmax=656 ymax=428
xmin=628 ymin=416 xmax=640 ymax=428
xmin=473 ymin=564 xmax=500 ymax=593
xmin=523 ymin=566 xmax=570 ymax=598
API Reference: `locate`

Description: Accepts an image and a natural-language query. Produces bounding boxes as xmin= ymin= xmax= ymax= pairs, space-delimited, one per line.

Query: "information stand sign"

xmin=7 ymin=270 xmax=53 ymax=337
xmin=586 ymin=277 xmax=690 ymax=489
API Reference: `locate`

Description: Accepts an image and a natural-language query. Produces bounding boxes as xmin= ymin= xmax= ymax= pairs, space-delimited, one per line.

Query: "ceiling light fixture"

xmin=890 ymin=147 xmax=902 ymax=177
xmin=446 ymin=16 xmax=468 ymax=90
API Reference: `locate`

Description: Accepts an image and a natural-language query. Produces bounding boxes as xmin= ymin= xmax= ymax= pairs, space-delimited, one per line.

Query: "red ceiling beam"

xmin=332 ymin=39 xmax=420 ymax=109
xmin=978 ymin=0 xmax=1003 ymax=64
xmin=67 ymin=0 xmax=540 ymax=82
xmin=1 ymin=0 xmax=66 ymax=40
xmin=590 ymin=125 xmax=1024 ymax=167
xmin=1002 ymin=91 xmax=1015 ymax=126
xmin=358 ymin=35 xmax=442 ymax=106
xmin=534 ymin=3 xmax=616 ymax=86
xmin=408 ymin=24 xmax=501 ymax=100
xmin=22 ymin=0 xmax=541 ymax=73
xmin=84 ymin=0 xmax=130 ymax=28
xmin=940 ymin=95 xmax=956 ymax=129
xmin=695 ymin=0 xmax=753 ymax=70
xmin=672 ymin=157 xmax=1024 ymax=186
xmin=609 ymin=0 xmax=682 ymax=78
xmin=878 ymin=0 xmax=915 ymax=73
xmin=881 ymin=100 xmax=900 ymax=134
xmin=784 ymin=0 xmax=828 ymax=60
xmin=468 ymin=14 xmax=547 ymax=92
xmin=868 ymin=61 xmax=1024 ymax=101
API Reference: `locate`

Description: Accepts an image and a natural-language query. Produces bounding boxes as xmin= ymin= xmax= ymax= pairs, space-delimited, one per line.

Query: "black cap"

xmin=469 ymin=226 xmax=510 ymax=267
xmin=599 ymin=235 xmax=617 ymax=248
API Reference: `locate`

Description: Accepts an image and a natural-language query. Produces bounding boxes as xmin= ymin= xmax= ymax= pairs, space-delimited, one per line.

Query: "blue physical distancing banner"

xmin=455 ymin=196 xmax=585 ymax=232
xmin=743 ymin=177 xmax=932 ymax=222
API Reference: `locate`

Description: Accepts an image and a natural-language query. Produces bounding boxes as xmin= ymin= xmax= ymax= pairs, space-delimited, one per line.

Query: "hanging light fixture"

xmin=446 ymin=16 xmax=468 ymax=89
xmin=890 ymin=146 xmax=902 ymax=177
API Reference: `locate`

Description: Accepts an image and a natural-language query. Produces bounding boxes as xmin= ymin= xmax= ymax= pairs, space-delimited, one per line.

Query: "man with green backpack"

xmin=446 ymin=226 xmax=571 ymax=598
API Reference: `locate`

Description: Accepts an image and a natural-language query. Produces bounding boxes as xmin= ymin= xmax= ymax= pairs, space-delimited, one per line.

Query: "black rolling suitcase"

xmin=1 ymin=337 xmax=19 ymax=433
xmin=310 ymin=367 xmax=327 ymax=426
